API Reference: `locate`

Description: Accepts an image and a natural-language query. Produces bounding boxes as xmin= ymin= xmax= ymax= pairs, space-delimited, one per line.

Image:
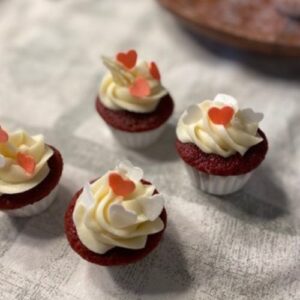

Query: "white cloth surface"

xmin=0 ymin=0 xmax=300 ymax=299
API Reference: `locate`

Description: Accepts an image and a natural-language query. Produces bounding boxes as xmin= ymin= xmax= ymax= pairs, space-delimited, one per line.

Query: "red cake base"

xmin=0 ymin=146 xmax=63 ymax=210
xmin=176 ymin=129 xmax=268 ymax=176
xmin=65 ymin=182 xmax=167 ymax=266
xmin=95 ymin=94 xmax=174 ymax=132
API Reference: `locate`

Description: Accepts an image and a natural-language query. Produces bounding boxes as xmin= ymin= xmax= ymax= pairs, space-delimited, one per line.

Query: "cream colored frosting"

xmin=73 ymin=161 xmax=165 ymax=254
xmin=176 ymin=94 xmax=264 ymax=158
xmin=99 ymin=56 xmax=168 ymax=113
xmin=0 ymin=129 xmax=54 ymax=194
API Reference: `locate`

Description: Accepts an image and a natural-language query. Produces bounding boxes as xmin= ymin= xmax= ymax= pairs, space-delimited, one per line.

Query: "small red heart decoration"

xmin=109 ymin=173 xmax=136 ymax=197
xmin=129 ymin=77 xmax=150 ymax=98
xmin=149 ymin=62 xmax=161 ymax=80
xmin=116 ymin=50 xmax=137 ymax=69
xmin=0 ymin=127 xmax=9 ymax=143
xmin=208 ymin=106 xmax=234 ymax=126
xmin=17 ymin=152 xmax=36 ymax=175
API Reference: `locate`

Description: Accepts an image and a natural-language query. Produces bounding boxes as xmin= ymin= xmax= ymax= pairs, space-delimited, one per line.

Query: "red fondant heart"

xmin=129 ymin=77 xmax=150 ymax=98
xmin=17 ymin=152 xmax=36 ymax=175
xmin=149 ymin=62 xmax=161 ymax=80
xmin=116 ymin=50 xmax=137 ymax=69
xmin=109 ymin=173 xmax=135 ymax=197
xmin=208 ymin=106 xmax=234 ymax=126
xmin=0 ymin=127 xmax=9 ymax=143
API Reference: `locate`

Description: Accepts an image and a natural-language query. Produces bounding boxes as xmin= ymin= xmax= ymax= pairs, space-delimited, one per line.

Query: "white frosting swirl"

xmin=99 ymin=57 xmax=168 ymax=113
xmin=176 ymin=94 xmax=264 ymax=158
xmin=0 ymin=129 xmax=54 ymax=194
xmin=73 ymin=162 xmax=165 ymax=254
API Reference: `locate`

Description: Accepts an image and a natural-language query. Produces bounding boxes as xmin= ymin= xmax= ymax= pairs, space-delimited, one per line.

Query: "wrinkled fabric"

xmin=0 ymin=0 xmax=300 ymax=299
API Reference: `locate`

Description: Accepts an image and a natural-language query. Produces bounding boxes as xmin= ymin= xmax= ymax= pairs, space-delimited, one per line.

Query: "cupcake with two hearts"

xmin=0 ymin=126 xmax=63 ymax=217
xmin=176 ymin=94 xmax=268 ymax=195
xmin=64 ymin=161 xmax=167 ymax=266
xmin=95 ymin=49 xmax=174 ymax=149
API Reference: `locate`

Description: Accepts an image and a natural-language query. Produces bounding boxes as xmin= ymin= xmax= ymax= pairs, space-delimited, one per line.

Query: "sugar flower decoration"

xmin=183 ymin=105 xmax=202 ymax=125
xmin=182 ymin=94 xmax=264 ymax=127
xmin=116 ymin=160 xmax=144 ymax=182
xmin=0 ymin=126 xmax=37 ymax=174
xmin=80 ymin=183 xmax=95 ymax=208
xmin=78 ymin=160 xmax=165 ymax=229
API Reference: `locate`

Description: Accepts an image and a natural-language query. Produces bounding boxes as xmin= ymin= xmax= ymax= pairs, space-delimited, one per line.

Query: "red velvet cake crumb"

xmin=64 ymin=181 xmax=167 ymax=266
xmin=95 ymin=95 xmax=174 ymax=132
xmin=176 ymin=129 xmax=268 ymax=176
xmin=0 ymin=146 xmax=63 ymax=210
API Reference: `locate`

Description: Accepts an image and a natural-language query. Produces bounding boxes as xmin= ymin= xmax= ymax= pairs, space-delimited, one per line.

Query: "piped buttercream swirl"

xmin=73 ymin=161 xmax=165 ymax=254
xmin=176 ymin=94 xmax=264 ymax=158
xmin=99 ymin=55 xmax=167 ymax=113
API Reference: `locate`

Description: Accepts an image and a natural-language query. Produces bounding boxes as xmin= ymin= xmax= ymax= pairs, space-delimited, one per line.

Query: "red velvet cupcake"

xmin=0 ymin=126 xmax=63 ymax=216
xmin=176 ymin=94 xmax=268 ymax=195
xmin=65 ymin=160 xmax=167 ymax=266
xmin=95 ymin=49 xmax=174 ymax=149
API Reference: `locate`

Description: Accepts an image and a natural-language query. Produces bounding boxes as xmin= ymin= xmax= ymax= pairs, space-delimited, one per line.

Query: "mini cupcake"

xmin=176 ymin=94 xmax=268 ymax=195
xmin=0 ymin=126 xmax=63 ymax=217
xmin=95 ymin=49 xmax=174 ymax=149
xmin=65 ymin=160 xmax=166 ymax=266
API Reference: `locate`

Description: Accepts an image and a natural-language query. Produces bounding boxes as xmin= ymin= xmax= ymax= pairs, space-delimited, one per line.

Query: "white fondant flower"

xmin=81 ymin=183 xmax=94 ymax=207
xmin=117 ymin=160 xmax=143 ymax=182
xmin=239 ymin=108 xmax=264 ymax=123
xmin=102 ymin=56 xmax=134 ymax=87
xmin=214 ymin=93 xmax=238 ymax=111
xmin=182 ymin=105 xmax=202 ymax=125
xmin=139 ymin=194 xmax=164 ymax=221
xmin=109 ymin=203 xmax=137 ymax=228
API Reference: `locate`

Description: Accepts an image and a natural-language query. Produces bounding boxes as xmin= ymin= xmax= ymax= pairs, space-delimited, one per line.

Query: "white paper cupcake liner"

xmin=4 ymin=185 xmax=59 ymax=217
xmin=109 ymin=124 xmax=167 ymax=149
xmin=184 ymin=164 xmax=253 ymax=195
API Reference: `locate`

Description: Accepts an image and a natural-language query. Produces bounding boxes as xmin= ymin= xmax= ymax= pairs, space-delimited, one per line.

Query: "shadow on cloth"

xmin=208 ymin=164 xmax=289 ymax=221
xmin=88 ymin=224 xmax=192 ymax=295
xmin=8 ymin=184 xmax=72 ymax=239
xmin=137 ymin=123 xmax=178 ymax=162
